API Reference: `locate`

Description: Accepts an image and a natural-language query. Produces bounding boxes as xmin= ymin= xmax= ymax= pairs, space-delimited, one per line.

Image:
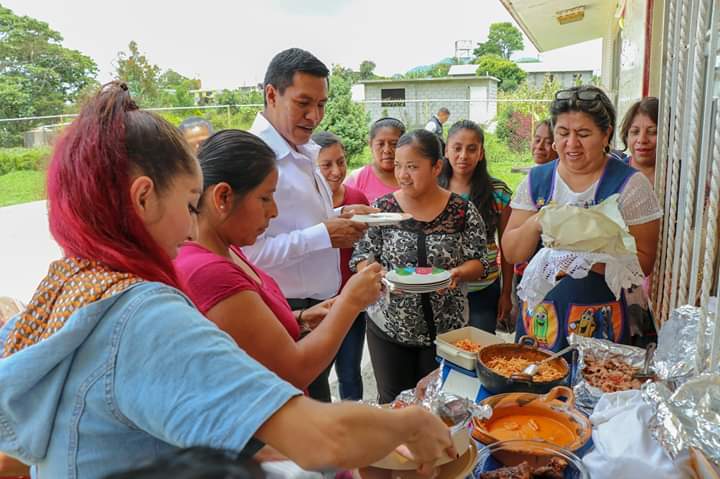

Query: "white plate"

xmin=386 ymin=267 xmax=452 ymax=285
xmin=351 ymin=212 xmax=412 ymax=226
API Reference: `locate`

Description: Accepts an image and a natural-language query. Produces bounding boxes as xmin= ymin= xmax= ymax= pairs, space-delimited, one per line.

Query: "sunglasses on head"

xmin=555 ymin=89 xmax=603 ymax=103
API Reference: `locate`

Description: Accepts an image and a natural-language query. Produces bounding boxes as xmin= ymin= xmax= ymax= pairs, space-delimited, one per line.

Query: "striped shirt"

xmin=461 ymin=178 xmax=512 ymax=292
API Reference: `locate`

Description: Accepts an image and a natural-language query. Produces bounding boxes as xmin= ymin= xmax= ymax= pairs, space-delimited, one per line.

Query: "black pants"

xmin=467 ymin=279 xmax=501 ymax=334
xmin=366 ymin=321 xmax=437 ymax=404
xmin=286 ymin=297 xmax=333 ymax=403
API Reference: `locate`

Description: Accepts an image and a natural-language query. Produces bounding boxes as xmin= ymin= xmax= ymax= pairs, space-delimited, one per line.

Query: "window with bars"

xmin=381 ymin=88 xmax=406 ymax=107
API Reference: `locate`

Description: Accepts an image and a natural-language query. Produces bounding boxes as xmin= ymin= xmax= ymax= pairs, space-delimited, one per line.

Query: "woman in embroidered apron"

xmin=351 ymin=129 xmax=488 ymax=403
xmin=502 ymin=86 xmax=662 ymax=352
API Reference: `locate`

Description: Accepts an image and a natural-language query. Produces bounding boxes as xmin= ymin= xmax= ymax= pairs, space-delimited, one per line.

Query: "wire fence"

xmin=5 ymin=98 xmax=555 ymax=169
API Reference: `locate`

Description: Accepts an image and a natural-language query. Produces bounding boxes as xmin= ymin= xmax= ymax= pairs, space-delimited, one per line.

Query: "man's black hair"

xmin=263 ymin=48 xmax=329 ymax=106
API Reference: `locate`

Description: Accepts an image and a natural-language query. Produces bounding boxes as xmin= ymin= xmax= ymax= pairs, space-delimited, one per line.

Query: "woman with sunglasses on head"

xmin=351 ymin=129 xmax=488 ymax=403
xmin=345 ymin=117 xmax=405 ymax=203
xmin=0 ymin=83 xmax=456 ymax=478
xmin=438 ymin=120 xmax=513 ymax=334
xmin=502 ymin=85 xmax=662 ymax=352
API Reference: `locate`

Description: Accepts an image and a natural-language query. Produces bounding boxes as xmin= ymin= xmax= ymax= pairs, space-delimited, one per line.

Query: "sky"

xmin=6 ymin=0 xmax=602 ymax=90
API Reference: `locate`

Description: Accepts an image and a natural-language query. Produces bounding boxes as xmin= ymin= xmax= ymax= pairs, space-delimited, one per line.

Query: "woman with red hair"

xmin=0 ymin=83 xmax=453 ymax=479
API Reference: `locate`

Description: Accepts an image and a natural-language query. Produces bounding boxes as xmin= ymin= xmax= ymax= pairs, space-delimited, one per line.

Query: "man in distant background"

xmin=425 ymin=107 xmax=450 ymax=152
xmin=179 ymin=117 xmax=214 ymax=152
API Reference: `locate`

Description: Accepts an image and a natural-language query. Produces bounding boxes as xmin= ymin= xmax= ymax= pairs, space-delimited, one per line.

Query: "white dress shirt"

xmin=243 ymin=113 xmax=341 ymax=300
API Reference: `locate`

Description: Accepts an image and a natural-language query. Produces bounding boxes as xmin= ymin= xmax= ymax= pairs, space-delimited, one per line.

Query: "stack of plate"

xmin=351 ymin=212 xmax=412 ymax=226
xmin=385 ymin=266 xmax=452 ymax=293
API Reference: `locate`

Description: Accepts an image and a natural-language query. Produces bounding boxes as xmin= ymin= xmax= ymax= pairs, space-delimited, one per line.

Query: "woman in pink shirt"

xmin=345 ymin=117 xmax=405 ymax=202
xmin=175 ymin=129 xmax=383 ymax=391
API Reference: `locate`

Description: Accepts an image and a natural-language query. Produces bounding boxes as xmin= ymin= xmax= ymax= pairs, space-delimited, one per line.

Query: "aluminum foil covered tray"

xmin=643 ymin=374 xmax=720 ymax=466
xmin=568 ymin=334 xmax=647 ymax=413
xmin=653 ymin=305 xmax=718 ymax=387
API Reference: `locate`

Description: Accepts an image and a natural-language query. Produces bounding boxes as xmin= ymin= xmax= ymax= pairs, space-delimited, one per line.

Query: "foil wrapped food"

xmin=643 ymin=374 xmax=720 ymax=465
xmin=568 ymin=334 xmax=647 ymax=414
xmin=390 ymin=363 xmax=492 ymax=425
xmin=652 ymin=305 xmax=718 ymax=386
xmin=365 ymin=362 xmax=492 ymax=426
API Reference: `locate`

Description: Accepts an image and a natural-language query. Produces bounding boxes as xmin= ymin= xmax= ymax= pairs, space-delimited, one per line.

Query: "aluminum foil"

xmin=391 ymin=363 xmax=492 ymax=425
xmin=643 ymin=374 xmax=720 ymax=465
xmin=568 ymin=334 xmax=647 ymax=414
xmin=364 ymin=362 xmax=492 ymax=425
xmin=653 ymin=305 xmax=718 ymax=386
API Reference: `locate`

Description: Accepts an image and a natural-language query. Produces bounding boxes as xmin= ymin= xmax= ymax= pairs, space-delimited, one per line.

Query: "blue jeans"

xmin=334 ymin=313 xmax=366 ymax=400
xmin=467 ymin=280 xmax=501 ymax=333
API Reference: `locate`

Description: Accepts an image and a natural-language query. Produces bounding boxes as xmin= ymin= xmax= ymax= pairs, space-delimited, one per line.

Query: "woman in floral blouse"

xmin=351 ymin=129 xmax=488 ymax=403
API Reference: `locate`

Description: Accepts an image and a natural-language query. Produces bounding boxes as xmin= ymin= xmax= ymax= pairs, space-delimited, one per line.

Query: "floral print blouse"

xmin=350 ymin=192 xmax=488 ymax=347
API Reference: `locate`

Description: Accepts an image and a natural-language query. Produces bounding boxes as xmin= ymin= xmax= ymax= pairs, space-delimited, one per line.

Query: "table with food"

xmin=360 ymin=304 xmax=720 ymax=479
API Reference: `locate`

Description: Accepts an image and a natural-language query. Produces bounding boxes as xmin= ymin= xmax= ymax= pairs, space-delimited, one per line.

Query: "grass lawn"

xmin=0 ymin=170 xmax=46 ymax=208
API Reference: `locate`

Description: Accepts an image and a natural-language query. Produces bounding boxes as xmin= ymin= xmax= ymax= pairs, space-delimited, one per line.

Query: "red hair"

xmin=47 ymin=82 xmax=196 ymax=290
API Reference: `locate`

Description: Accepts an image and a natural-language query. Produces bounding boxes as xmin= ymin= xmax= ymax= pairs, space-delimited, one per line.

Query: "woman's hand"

xmin=340 ymin=263 xmax=383 ymax=311
xmin=399 ymin=406 xmax=456 ymax=475
xmin=497 ymin=291 xmax=513 ymax=325
xmin=297 ymin=298 xmax=336 ymax=331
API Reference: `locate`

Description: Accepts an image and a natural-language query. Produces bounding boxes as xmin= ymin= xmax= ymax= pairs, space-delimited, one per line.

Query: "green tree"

xmin=358 ymin=60 xmax=376 ymax=80
xmin=115 ymin=41 xmax=162 ymax=106
xmin=0 ymin=5 xmax=98 ymax=145
xmin=475 ymin=54 xmax=526 ymax=91
xmin=318 ymin=66 xmax=369 ymax=158
xmin=474 ymin=22 xmax=524 ymax=60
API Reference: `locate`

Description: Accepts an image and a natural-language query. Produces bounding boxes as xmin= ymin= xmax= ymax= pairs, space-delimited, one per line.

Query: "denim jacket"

xmin=0 ymin=282 xmax=300 ymax=478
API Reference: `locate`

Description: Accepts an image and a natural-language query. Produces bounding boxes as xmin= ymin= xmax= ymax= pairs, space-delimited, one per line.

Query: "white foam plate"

xmin=351 ymin=212 xmax=412 ymax=226
xmin=386 ymin=267 xmax=452 ymax=285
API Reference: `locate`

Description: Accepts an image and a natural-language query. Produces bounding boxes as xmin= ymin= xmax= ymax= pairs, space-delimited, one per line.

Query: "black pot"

xmin=475 ymin=336 xmax=570 ymax=395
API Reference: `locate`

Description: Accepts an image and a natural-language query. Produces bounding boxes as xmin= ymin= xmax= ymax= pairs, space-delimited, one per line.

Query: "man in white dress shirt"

xmin=245 ymin=48 xmax=373 ymax=401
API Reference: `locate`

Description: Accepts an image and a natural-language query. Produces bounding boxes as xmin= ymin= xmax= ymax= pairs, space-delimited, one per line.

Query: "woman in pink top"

xmin=313 ymin=131 xmax=369 ymax=400
xmin=175 ymin=129 xmax=383 ymax=391
xmin=345 ymin=117 xmax=405 ymax=202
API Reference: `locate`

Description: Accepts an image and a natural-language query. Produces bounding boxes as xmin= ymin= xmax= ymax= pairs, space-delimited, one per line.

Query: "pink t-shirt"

xmin=345 ymin=165 xmax=398 ymax=203
xmin=339 ymin=185 xmax=369 ymax=287
xmin=174 ymin=242 xmax=300 ymax=341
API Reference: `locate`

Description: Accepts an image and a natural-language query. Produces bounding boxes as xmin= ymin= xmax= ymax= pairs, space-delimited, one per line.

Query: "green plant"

xmin=318 ymin=70 xmax=369 ymax=158
xmin=0 ymin=147 xmax=51 ymax=175
xmin=0 ymin=170 xmax=45 ymax=207
xmin=347 ymin=145 xmax=372 ymax=171
xmin=474 ymin=55 xmax=526 ymax=92
xmin=474 ymin=22 xmax=524 ymax=60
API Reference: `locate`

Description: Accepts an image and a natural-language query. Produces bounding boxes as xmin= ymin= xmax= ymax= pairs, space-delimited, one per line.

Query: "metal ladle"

xmin=632 ymin=342 xmax=657 ymax=381
xmin=520 ymin=345 xmax=576 ymax=377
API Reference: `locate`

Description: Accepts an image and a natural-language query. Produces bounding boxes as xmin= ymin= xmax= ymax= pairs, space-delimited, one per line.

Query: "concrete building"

xmin=517 ymin=61 xmax=594 ymax=89
xmin=355 ymin=71 xmax=499 ymax=128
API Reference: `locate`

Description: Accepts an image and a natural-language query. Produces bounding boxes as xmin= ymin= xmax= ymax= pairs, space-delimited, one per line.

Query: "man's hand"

xmin=324 ymin=216 xmax=368 ymax=249
xmin=342 ymin=204 xmax=380 ymax=215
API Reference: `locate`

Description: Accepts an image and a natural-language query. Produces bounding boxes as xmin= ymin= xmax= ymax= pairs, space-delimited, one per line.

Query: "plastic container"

xmin=435 ymin=326 xmax=505 ymax=371
xmin=473 ymin=440 xmax=590 ymax=479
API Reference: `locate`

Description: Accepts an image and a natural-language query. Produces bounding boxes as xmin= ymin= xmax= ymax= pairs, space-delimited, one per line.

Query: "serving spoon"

xmin=520 ymin=345 xmax=576 ymax=377
xmin=632 ymin=342 xmax=657 ymax=381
